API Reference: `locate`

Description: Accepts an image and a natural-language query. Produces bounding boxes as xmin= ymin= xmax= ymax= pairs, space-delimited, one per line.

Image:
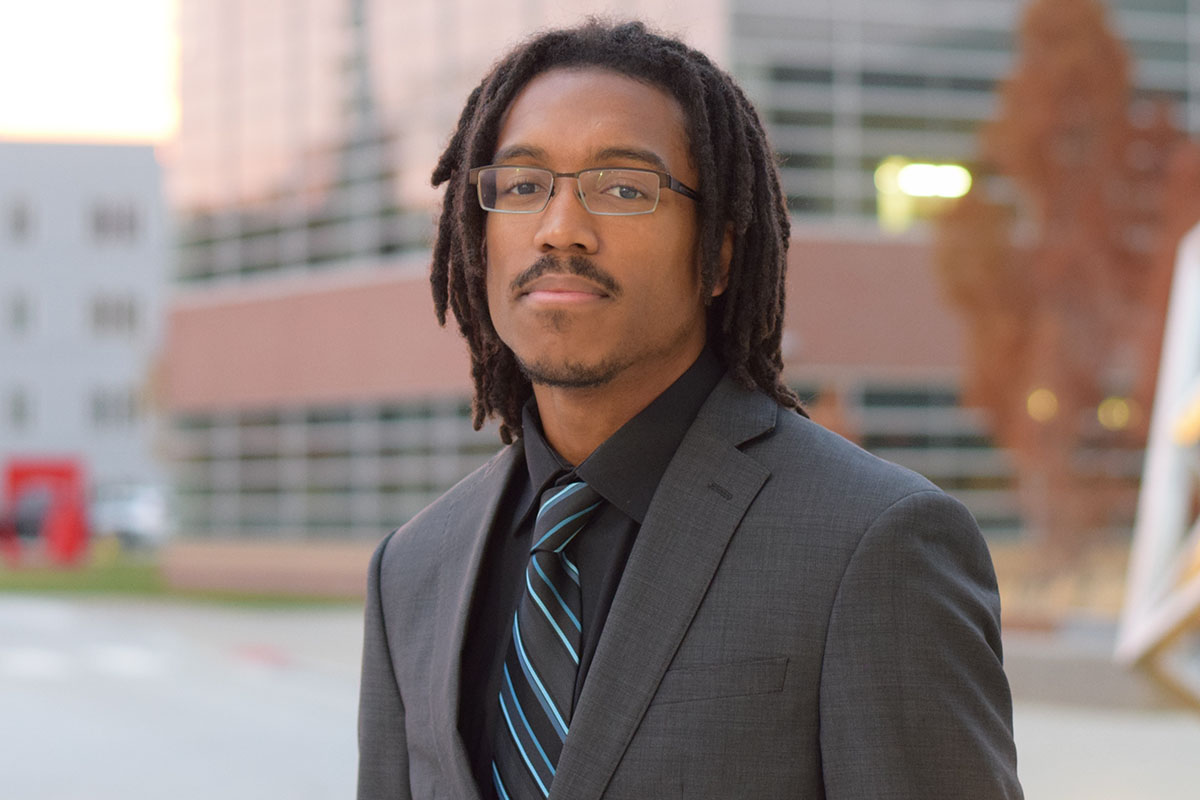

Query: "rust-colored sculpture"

xmin=935 ymin=0 xmax=1200 ymax=556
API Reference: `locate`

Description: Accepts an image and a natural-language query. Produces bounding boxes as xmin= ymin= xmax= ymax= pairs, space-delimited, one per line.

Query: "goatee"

xmin=516 ymin=354 xmax=624 ymax=389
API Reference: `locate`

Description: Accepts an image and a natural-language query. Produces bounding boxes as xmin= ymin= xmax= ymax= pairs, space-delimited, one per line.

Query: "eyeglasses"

xmin=468 ymin=165 xmax=700 ymax=216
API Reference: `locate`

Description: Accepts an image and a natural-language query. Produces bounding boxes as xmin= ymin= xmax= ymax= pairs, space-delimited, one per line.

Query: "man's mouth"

xmin=510 ymin=254 xmax=621 ymax=298
xmin=518 ymin=274 xmax=610 ymax=302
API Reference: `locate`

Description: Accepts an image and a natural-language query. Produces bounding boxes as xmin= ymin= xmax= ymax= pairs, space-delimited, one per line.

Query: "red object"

xmin=0 ymin=515 xmax=18 ymax=565
xmin=2 ymin=458 xmax=89 ymax=566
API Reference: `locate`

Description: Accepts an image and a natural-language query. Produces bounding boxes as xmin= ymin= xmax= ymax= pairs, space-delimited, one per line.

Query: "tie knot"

xmin=532 ymin=481 xmax=602 ymax=554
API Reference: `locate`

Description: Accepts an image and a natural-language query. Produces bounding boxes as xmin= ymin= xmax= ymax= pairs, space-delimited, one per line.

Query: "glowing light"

xmin=896 ymin=163 xmax=973 ymax=198
xmin=1026 ymin=388 xmax=1059 ymax=423
xmin=874 ymin=156 xmax=913 ymax=233
xmin=1097 ymin=397 xmax=1134 ymax=431
xmin=873 ymin=157 xmax=905 ymax=193
xmin=874 ymin=157 xmax=973 ymax=233
xmin=1174 ymin=391 xmax=1200 ymax=446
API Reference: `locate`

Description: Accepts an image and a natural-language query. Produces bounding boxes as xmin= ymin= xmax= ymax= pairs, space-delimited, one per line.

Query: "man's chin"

xmin=517 ymin=355 xmax=623 ymax=389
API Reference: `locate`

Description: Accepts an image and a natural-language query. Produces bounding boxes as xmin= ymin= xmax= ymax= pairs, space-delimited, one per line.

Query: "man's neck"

xmin=531 ymin=349 xmax=702 ymax=466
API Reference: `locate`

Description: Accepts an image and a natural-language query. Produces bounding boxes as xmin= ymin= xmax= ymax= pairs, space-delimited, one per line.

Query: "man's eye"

xmin=599 ymin=183 xmax=646 ymax=200
xmin=503 ymin=180 xmax=547 ymax=196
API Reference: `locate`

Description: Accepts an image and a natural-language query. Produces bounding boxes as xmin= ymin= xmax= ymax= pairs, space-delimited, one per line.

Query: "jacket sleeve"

xmin=818 ymin=490 xmax=1023 ymax=799
xmin=357 ymin=533 xmax=411 ymax=800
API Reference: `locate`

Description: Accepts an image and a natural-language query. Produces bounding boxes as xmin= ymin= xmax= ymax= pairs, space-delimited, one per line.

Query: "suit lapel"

xmin=550 ymin=380 xmax=777 ymax=799
xmin=427 ymin=444 xmax=524 ymax=800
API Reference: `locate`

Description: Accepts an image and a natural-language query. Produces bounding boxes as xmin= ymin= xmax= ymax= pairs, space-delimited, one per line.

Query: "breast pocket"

xmin=650 ymin=656 xmax=788 ymax=705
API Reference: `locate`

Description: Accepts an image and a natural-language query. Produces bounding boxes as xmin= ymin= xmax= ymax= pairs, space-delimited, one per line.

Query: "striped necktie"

xmin=491 ymin=480 xmax=603 ymax=800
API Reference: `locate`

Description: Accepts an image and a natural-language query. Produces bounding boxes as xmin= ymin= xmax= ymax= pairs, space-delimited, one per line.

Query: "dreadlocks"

xmin=430 ymin=18 xmax=804 ymax=443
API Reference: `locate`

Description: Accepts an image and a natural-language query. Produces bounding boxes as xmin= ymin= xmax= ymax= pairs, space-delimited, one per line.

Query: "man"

xmin=359 ymin=19 xmax=1022 ymax=800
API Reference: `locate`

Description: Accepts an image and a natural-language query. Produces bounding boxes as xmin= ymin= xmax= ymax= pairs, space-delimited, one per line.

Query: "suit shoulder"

xmin=375 ymin=441 xmax=519 ymax=567
xmin=736 ymin=404 xmax=989 ymax=582
xmin=755 ymin=405 xmax=945 ymax=515
xmin=697 ymin=380 xmax=945 ymax=519
xmin=770 ymin=407 xmax=934 ymax=490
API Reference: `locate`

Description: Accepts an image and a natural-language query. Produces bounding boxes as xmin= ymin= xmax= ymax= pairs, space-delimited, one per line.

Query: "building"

xmin=733 ymin=0 xmax=1200 ymax=220
xmin=0 ymin=142 xmax=168 ymax=505
xmin=168 ymin=0 xmax=729 ymax=284
xmin=162 ymin=0 xmax=1198 ymax=555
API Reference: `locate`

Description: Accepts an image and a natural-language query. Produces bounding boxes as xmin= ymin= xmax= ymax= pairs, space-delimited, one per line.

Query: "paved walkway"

xmin=3 ymin=594 xmax=1198 ymax=798
xmin=1007 ymin=618 xmax=1200 ymax=799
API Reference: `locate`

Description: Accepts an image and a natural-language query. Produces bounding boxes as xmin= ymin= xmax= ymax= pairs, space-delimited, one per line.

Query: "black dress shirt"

xmin=459 ymin=349 xmax=725 ymax=797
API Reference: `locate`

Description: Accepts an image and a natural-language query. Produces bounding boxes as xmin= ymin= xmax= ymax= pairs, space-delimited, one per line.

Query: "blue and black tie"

xmin=491 ymin=480 xmax=603 ymax=800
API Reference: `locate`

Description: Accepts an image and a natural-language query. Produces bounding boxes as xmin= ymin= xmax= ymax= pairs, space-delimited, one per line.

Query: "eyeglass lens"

xmin=477 ymin=167 xmax=660 ymax=214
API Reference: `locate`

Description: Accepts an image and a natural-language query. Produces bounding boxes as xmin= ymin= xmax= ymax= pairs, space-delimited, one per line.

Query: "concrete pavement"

xmin=2 ymin=594 xmax=1198 ymax=798
xmin=1006 ymin=618 xmax=1200 ymax=799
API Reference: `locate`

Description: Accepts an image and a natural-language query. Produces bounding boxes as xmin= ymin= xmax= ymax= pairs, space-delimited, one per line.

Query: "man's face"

xmin=484 ymin=67 xmax=721 ymax=391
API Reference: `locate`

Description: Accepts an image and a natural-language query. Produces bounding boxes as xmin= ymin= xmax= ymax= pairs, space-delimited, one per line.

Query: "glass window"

xmin=91 ymin=200 xmax=140 ymax=244
xmin=7 ymin=294 xmax=31 ymax=334
xmin=90 ymin=295 xmax=139 ymax=336
xmin=8 ymin=388 xmax=31 ymax=430
xmin=7 ymin=198 xmax=33 ymax=242
xmin=91 ymin=387 xmax=140 ymax=428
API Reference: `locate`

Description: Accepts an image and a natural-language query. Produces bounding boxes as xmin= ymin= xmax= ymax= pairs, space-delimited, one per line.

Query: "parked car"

xmin=13 ymin=486 xmax=54 ymax=540
xmin=89 ymin=484 xmax=171 ymax=549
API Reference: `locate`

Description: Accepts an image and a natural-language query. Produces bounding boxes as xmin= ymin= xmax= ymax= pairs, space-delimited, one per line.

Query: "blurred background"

xmin=2 ymin=0 xmax=1199 ymax=797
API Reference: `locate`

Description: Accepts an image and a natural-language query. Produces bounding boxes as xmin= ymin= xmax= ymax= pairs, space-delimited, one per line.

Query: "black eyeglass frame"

xmin=467 ymin=165 xmax=700 ymax=215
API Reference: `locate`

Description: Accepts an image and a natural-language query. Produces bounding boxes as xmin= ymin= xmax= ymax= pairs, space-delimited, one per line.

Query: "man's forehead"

xmin=491 ymin=143 xmax=671 ymax=172
xmin=489 ymin=67 xmax=695 ymax=169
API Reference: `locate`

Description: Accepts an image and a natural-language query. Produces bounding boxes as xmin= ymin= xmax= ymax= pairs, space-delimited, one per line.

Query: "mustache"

xmin=510 ymin=254 xmax=622 ymax=297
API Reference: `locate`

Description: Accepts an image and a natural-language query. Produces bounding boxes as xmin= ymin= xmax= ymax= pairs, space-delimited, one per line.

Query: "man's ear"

xmin=711 ymin=223 xmax=733 ymax=297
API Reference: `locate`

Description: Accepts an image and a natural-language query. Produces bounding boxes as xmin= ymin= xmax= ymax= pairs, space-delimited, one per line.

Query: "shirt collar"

xmin=521 ymin=348 xmax=724 ymax=524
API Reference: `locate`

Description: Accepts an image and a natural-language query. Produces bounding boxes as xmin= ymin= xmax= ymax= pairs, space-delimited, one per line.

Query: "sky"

xmin=0 ymin=0 xmax=177 ymax=142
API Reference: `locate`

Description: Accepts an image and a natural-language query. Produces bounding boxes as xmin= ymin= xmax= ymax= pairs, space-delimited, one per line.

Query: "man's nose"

xmin=533 ymin=177 xmax=599 ymax=253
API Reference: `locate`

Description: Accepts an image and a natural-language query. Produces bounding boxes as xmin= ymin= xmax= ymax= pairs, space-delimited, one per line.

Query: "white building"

xmin=0 ymin=142 xmax=169 ymax=499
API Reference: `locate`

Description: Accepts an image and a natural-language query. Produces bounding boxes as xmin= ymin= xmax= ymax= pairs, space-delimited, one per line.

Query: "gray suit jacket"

xmin=358 ymin=377 xmax=1022 ymax=799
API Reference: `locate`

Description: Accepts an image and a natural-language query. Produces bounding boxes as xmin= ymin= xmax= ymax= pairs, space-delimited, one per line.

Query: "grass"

xmin=0 ymin=557 xmax=165 ymax=594
xmin=0 ymin=539 xmax=357 ymax=608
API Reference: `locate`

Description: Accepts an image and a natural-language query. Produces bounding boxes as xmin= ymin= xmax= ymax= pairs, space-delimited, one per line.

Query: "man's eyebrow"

xmin=592 ymin=147 xmax=669 ymax=172
xmin=490 ymin=144 xmax=671 ymax=172
xmin=492 ymin=144 xmax=546 ymax=163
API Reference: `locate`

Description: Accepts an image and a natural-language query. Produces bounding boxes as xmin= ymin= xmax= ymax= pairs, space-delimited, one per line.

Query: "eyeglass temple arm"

xmin=663 ymin=173 xmax=700 ymax=201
